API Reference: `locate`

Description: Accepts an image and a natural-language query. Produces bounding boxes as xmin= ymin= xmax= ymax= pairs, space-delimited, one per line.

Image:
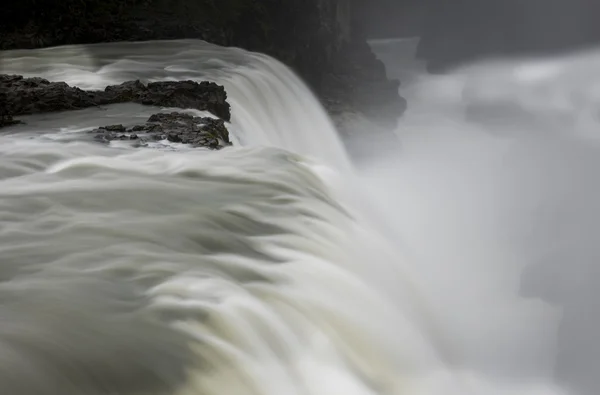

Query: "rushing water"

xmin=0 ymin=38 xmax=597 ymax=394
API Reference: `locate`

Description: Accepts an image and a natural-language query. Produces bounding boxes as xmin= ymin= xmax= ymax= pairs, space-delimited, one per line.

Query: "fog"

xmin=366 ymin=37 xmax=600 ymax=395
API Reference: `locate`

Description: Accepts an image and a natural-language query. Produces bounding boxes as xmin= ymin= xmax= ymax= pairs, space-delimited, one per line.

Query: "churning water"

xmin=0 ymin=38 xmax=597 ymax=394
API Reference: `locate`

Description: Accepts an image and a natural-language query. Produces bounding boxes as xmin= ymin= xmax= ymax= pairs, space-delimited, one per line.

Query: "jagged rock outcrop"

xmin=91 ymin=112 xmax=231 ymax=150
xmin=1 ymin=0 xmax=405 ymax=125
xmin=0 ymin=74 xmax=231 ymax=122
xmin=321 ymin=34 xmax=406 ymax=128
xmin=0 ymin=74 xmax=233 ymax=150
xmin=0 ymin=114 xmax=21 ymax=128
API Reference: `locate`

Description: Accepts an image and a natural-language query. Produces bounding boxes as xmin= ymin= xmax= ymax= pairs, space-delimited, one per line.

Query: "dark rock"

xmin=1 ymin=74 xmax=99 ymax=117
xmin=136 ymin=81 xmax=230 ymax=120
xmin=90 ymin=112 xmax=231 ymax=150
xmin=319 ymin=22 xmax=406 ymax=129
xmin=99 ymin=80 xmax=231 ymax=120
xmin=102 ymin=80 xmax=147 ymax=102
xmin=359 ymin=0 xmax=425 ymax=40
xmin=103 ymin=124 xmax=127 ymax=132
xmin=0 ymin=74 xmax=231 ymax=128
xmin=0 ymin=88 xmax=19 ymax=127
xmin=0 ymin=114 xmax=22 ymax=127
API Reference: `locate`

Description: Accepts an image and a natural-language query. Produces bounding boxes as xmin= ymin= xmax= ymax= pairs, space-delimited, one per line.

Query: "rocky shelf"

xmin=92 ymin=112 xmax=232 ymax=150
xmin=0 ymin=74 xmax=233 ymax=150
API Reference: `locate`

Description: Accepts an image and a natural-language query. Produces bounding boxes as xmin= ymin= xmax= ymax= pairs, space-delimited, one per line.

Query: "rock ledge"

xmin=0 ymin=74 xmax=231 ymax=123
xmin=0 ymin=74 xmax=233 ymax=150
xmin=92 ymin=112 xmax=231 ymax=150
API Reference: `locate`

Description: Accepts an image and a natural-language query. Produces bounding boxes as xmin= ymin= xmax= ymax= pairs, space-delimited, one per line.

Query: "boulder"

xmin=1 ymin=74 xmax=100 ymax=116
xmin=91 ymin=112 xmax=231 ymax=150
xmin=0 ymin=114 xmax=21 ymax=128
xmin=104 ymin=80 xmax=231 ymax=120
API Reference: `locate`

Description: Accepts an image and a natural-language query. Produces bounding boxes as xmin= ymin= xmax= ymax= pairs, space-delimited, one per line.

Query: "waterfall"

xmin=0 ymin=38 xmax=586 ymax=394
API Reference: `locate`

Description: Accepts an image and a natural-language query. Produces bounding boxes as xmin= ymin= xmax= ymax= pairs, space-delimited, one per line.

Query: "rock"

xmin=0 ymin=74 xmax=231 ymax=128
xmin=135 ymin=80 xmax=230 ymax=121
xmin=0 ymin=114 xmax=22 ymax=128
xmin=100 ymin=80 xmax=230 ymax=120
xmin=321 ymin=68 xmax=406 ymax=131
xmin=90 ymin=112 xmax=231 ymax=150
xmin=358 ymin=0 xmax=425 ymax=40
xmin=102 ymin=124 xmax=127 ymax=132
xmin=319 ymin=23 xmax=407 ymax=130
xmin=0 ymin=89 xmax=21 ymax=127
xmin=0 ymin=74 xmax=99 ymax=117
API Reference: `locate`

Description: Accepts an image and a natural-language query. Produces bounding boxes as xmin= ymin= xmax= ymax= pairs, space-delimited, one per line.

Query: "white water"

xmin=0 ymin=38 xmax=596 ymax=394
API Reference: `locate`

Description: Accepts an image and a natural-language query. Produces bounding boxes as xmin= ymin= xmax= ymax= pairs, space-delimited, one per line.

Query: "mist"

xmin=358 ymin=38 xmax=600 ymax=395
xmin=379 ymin=0 xmax=600 ymax=72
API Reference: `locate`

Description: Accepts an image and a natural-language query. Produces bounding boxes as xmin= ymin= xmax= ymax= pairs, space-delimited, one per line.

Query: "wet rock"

xmin=319 ymin=27 xmax=407 ymax=130
xmin=90 ymin=112 xmax=231 ymax=150
xmin=0 ymin=90 xmax=22 ymax=127
xmin=0 ymin=74 xmax=98 ymax=119
xmin=0 ymin=114 xmax=22 ymax=128
xmin=102 ymin=80 xmax=231 ymax=120
xmin=0 ymin=74 xmax=231 ymax=128
xmin=321 ymin=73 xmax=405 ymax=131
xmin=102 ymin=124 xmax=127 ymax=132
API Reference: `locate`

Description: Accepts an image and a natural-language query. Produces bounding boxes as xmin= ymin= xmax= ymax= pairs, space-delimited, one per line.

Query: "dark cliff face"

xmin=1 ymin=0 xmax=338 ymax=82
xmin=0 ymin=0 xmax=405 ymax=124
xmin=416 ymin=0 xmax=600 ymax=73
xmin=357 ymin=0 xmax=424 ymax=39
